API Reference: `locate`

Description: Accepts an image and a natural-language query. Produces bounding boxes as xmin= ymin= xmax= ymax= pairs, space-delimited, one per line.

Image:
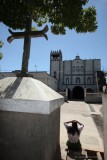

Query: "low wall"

xmin=102 ymin=94 xmax=107 ymax=160
xmin=85 ymin=93 xmax=102 ymax=103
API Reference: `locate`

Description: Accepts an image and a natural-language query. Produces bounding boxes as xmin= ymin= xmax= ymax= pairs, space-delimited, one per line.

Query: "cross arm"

xmin=7 ymin=25 xmax=49 ymax=43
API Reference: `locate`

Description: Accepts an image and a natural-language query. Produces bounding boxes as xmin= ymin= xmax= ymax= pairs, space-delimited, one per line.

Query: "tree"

xmin=97 ymin=71 xmax=106 ymax=92
xmin=0 ymin=40 xmax=3 ymax=60
xmin=0 ymin=0 xmax=97 ymax=76
xmin=0 ymin=0 xmax=97 ymax=33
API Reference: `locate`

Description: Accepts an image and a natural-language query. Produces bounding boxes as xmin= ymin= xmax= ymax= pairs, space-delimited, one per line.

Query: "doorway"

xmin=72 ymin=86 xmax=84 ymax=100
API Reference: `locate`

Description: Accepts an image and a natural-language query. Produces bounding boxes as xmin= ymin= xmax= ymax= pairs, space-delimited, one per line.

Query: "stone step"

xmin=65 ymin=149 xmax=104 ymax=160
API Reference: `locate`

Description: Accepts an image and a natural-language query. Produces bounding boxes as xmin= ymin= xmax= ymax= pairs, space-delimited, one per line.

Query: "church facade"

xmin=50 ymin=50 xmax=101 ymax=100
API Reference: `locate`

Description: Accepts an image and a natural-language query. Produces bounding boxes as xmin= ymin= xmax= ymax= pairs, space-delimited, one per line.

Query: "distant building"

xmin=0 ymin=50 xmax=101 ymax=100
xmin=50 ymin=50 xmax=101 ymax=100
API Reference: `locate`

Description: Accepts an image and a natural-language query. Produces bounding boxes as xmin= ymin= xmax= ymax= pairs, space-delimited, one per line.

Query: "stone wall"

xmin=102 ymin=94 xmax=107 ymax=160
xmin=0 ymin=108 xmax=60 ymax=160
xmin=0 ymin=72 xmax=58 ymax=91
xmin=85 ymin=93 xmax=102 ymax=103
xmin=30 ymin=72 xmax=58 ymax=91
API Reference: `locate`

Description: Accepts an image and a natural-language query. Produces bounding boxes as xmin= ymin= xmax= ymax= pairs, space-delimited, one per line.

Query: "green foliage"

xmin=0 ymin=40 xmax=4 ymax=48
xmin=0 ymin=0 xmax=97 ymax=34
xmin=31 ymin=26 xmax=38 ymax=31
xmin=97 ymin=71 xmax=106 ymax=92
xmin=98 ymin=78 xmax=106 ymax=92
xmin=0 ymin=40 xmax=3 ymax=60
xmin=0 ymin=53 xmax=3 ymax=60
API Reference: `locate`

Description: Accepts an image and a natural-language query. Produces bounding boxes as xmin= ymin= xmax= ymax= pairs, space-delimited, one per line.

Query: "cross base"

xmin=16 ymin=72 xmax=33 ymax=78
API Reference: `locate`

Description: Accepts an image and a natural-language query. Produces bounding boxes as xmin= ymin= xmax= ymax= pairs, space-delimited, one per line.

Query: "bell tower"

xmin=50 ymin=50 xmax=62 ymax=81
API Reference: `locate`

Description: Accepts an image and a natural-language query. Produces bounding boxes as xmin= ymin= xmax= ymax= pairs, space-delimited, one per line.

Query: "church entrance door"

xmin=72 ymin=86 xmax=84 ymax=100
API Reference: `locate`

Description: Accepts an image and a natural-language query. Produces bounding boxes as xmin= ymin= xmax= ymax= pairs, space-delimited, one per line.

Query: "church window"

xmin=76 ymin=66 xmax=79 ymax=72
xmin=81 ymin=66 xmax=84 ymax=71
xmin=87 ymin=77 xmax=91 ymax=84
xmin=66 ymin=77 xmax=69 ymax=84
xmin=76 ymin=77 xmax=80 ymax=83
xmin=53 ymin=57 xmax=59 ymax=61
xmin=54 ymin=71 xmax=57 ymax=78
xmin=73 ymin=66 xmax=75 ymax=72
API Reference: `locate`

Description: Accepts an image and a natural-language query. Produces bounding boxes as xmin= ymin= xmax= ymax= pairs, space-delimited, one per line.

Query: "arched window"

xmin=73 ymin=66 xmax=75 ymax=72
xmin=76 ymin=77 xmax=80 ymax=83
xmin=54 ymin=71 xmax=57 ymax=78
xmin=81 ymin=66 xmax=84 ymax=71
xmin=76 ymin=66 xmax=79 ymax=72
xmin=87 ymin=77 xmax=91 ymax=84
xmin=66 ymin=77 xmax=69 ymax=84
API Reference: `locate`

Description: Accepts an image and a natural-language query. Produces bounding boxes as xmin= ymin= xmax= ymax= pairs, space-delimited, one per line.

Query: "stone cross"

xmin=7 ymin=17 xmax=48 ymax=77
xmin=7 ymin=25 xmax=48 ymax=43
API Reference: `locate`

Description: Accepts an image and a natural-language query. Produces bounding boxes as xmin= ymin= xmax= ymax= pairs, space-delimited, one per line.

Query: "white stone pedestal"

xmin=0 ymin=77 xmax=64 ymax=160
xmin=102 ymin=94 xmax=107 ymax=160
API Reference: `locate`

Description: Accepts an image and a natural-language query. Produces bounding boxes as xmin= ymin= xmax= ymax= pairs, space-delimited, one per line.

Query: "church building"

xmin=0 ymin=50 xmax=102 ymax=101
xmin=50 ymin=50 xmax=101 ymax=100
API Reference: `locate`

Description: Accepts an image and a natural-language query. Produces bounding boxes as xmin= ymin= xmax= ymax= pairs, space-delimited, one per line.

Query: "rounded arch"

xmin=72 ymin=86 xmax=84 ymax=100
xmin=86 ymin=88 xmax=94 ymax=93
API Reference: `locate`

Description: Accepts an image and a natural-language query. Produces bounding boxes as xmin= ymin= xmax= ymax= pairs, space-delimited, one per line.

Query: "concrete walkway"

xmin=60 ymin=101 xmax=104 ymax=160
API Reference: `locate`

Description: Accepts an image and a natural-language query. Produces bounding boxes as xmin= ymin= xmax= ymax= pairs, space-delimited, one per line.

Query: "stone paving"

xmin=60 ymin=101 xmax=104 ymax=160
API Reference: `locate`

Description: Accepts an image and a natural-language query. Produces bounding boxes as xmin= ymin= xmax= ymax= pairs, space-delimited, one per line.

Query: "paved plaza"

xmin=60 ymin=101 xmax=104 ymax=160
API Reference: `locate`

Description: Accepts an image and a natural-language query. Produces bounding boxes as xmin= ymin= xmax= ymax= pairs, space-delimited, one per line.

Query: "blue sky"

xmin=0 ymin=0 xmax=107 ymax=73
